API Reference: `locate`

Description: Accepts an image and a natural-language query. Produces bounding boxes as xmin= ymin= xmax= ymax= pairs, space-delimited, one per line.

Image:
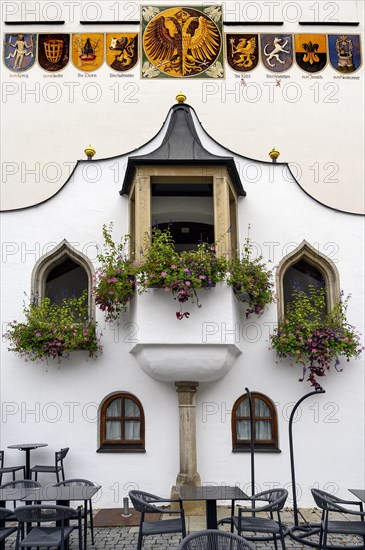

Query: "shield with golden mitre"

xmin=72 ymin=33 xmax=104 ymax=72
xmin=38 ymin=34 xmax=70 ymax=72
xmin=260 ymin=34 xmax=293 ymax=73
xmin=328 ymin=34 xmax=361 ymax=73
xmin=106 ymin=33 xmax=138 ymax=72
xmin=3 ymin=33 xmax=37 ymax=72
xmin=226 ymin=34 xmax=259 ymax=72
xmin=141 ymin=5 xmax=223 ymax=78
xmin=295 ymin=34 xmax=327 ymax=73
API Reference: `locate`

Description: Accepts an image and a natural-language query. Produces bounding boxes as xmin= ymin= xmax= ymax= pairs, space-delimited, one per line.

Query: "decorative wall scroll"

xmin=38 ymin=34 xmax=70 ymax=72
xmin=260 ymin=34 xmax=293 ymax=73
xmin=226 ymin=34 xmax=259 ymax=72
xmin=106 ymin=33 xmax=138 ymax=72
xmin=328 ymin=34 xmax=362 ymax=73
xmin=72 ymin=33 xmax=104 ymax=71
xmin=3 ymin=33 xmax=37 ymax=72
xmin=141 ymin=5 xmax=224 ymax=78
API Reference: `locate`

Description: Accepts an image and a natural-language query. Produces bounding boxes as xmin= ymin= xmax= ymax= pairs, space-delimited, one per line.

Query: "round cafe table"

xmin=7 ymin=443 xmax=48 ymax=480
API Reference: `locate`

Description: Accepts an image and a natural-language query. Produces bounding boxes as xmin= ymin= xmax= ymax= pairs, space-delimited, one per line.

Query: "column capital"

xmin=175 ymin=381 xmax=199 ymax=393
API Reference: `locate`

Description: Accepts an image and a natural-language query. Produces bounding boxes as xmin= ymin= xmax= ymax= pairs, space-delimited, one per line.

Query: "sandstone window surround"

xmin=275 ymin=240 xmax=340 ymax=320
xmin=31 ymin=239 xmax=95 ymax=319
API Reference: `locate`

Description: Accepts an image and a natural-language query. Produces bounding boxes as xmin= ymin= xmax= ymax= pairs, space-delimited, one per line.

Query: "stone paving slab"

xmin=4 ymin=507 xmax=364 ymax=549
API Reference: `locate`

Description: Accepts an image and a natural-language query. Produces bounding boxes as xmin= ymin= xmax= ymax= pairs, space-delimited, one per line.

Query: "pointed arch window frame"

xmin=31 ymin=239 xmax=95 ymax=319
xmin=275 ymin=240 xmax=341 ymax=321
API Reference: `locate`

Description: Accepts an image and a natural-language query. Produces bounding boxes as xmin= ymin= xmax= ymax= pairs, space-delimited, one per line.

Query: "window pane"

xmin=255 ymin=399 xmax=270 ymax=417
xmin=106 ymin=420 xmax=121 ymax=440
xmin=256 ymin=420 xmax=272 ymax=440
xmin=237 ymin=399 xmax=249 ymax=416
xmin=106 ymin=399 xmax=122 ymax=417
xmin=125 ymin=420 xmax=140 ymax=440
xmin=283 ymin=260 xmax=326 ymax=311
xmin=124 ymin=398 xmax=139 ymax=417
xmin=46 ymin=258 xmax=88 ymax=304
xmin=236 ymin=420 xmax=250 ymax=440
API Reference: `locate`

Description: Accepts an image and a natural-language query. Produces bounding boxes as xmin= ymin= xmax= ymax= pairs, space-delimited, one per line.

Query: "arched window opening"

xmin=232 ymin=393 xmax=280 ymax=452
xmin=283 ymin=258 xmax=326 ymax=312
xmin=99 ymin=393 xmax=145 ymax=452
xmin=46 ymin=258 xmax=88 ymax=305
xmin=31 ymin=240 xmax=95 ymax=319
xmin=275 ymin=241 xmax=340 ymax=321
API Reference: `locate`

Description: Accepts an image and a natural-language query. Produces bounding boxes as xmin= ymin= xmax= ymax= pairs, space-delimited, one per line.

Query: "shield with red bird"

xmin=141 ymin=5 xmax=223 ymax=78
xmin=226 ymin=33 xmax=259 ymax=72
xmin=106 ymin=33 xmax=138 ymax=72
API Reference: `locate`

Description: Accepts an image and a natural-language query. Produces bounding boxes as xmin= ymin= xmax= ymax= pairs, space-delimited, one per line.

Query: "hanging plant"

xmin=94 ymin=223 xmax=138 ymax=322
xmin=226 ymin=236 xmax=274 ymax=318
xmin=4 ymin=291 xmax=102 ymax=363
xmin=138 ymin=228 xmax=227 ymax=319
xmin=270 ymin=285 xmax=363 ymax=390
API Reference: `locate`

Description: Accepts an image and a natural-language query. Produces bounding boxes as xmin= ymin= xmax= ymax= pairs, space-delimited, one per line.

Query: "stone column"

xmin=175 ymin=381 xmax=201 ymax=487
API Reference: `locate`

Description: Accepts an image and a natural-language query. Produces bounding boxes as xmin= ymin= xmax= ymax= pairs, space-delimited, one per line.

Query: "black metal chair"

xmin=14 ymin=504 xmax=82 ymax=550
xmin=0 ymin=507 xmax=17 ymax=545
xmin=231 ymin=489 xmax=288 ymax=550
xmin=30 ymin=447 xmax=69 ymax=483
xmin=178 ymin=530 xmax=256 ymax=550
xmin=311 ymin=488 xmax=365 ymax=549
xmin=0 ymin=451 xmax=25 ymax=485
xmin=0 ymin=479 xmax=41 ymax=515
xmin=129 ymin=490 xmax=186 ymax=550
xmin=54 ymin=479 xmax=96 ymax=549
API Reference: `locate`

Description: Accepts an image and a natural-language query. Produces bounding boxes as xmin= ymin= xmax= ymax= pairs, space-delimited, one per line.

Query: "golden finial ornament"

xmin=269 ymin=147 xmax=280 ymax=163
xmin=84 ymin=145 xmax=96 ymax=160
xmin=176 ymin=92 xmax=186 ymax=104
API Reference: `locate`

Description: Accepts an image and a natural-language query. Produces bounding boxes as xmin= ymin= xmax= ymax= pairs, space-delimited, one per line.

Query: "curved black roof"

xmin=120 ymin=102 xmax=246 ymax=196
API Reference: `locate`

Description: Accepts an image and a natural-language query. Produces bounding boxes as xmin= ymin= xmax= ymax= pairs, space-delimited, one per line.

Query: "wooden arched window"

xmin=232 ymin=393 xmax=280 ymax=452
xmin=99 ymin=393 xmax=145 ymax=452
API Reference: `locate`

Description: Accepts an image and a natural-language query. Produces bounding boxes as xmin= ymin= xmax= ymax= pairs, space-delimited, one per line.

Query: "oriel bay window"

xmin=232 ymin=392 xmax=280 ymax=452
xmin=120 ymin=99 xmax=245 ymax=258
xmin=99 ymin=393 xmax=145 ymax=452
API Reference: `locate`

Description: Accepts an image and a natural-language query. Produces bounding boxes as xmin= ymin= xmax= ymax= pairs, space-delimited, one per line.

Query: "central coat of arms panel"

xmin=141 ymin=5 xmax=224 ymax=78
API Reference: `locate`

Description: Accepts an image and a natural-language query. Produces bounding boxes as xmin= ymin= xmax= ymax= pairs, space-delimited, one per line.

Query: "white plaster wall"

xmin=1 ymin=0 xmax=364 ymax=212
xmin=1 ymin=108 xmax=364 ymax=506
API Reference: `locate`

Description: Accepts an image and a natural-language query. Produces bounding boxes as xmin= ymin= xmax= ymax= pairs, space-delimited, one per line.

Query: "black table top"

xmin=179 ymin=486 xmax=247 ymax=501
xmin=349 ymin=489 xmax=365 ymax=503
xmin=8 ymin=444 xmax=48 ymax=450
xmin=22 ymin=485 xmax=101 ymax=501
xmin=0 ymin=487 xmax=29 ymax=502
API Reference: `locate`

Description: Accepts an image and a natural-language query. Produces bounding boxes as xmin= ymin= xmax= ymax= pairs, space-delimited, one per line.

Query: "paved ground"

xmin=5 ymin=507 xmax=364 ymax=549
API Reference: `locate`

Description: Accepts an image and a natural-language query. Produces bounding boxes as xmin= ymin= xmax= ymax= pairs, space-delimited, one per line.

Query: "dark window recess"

xmin=157 ymin=222 xmax=214 ymax=250
xmin=100 ymin=394 xmax=145 ymax=451
xmin=151 ymin=183 xmax=213 ymax=197
xmin=45 ymin=258 xmax=88 ymax=304
xmin=283 ymin=259 xmax=326 ymax=311
xmin=232 ymin=393 xmax=280 ymax=452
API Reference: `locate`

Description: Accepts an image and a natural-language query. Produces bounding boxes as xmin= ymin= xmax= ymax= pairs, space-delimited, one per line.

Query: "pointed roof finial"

xmin=176 ymin=92 xmax=186 ymax=104
xmin=269 ymin=147 xmax=280 ymax=163
xmin=84 ymin=145 xmax=96 ymax=160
